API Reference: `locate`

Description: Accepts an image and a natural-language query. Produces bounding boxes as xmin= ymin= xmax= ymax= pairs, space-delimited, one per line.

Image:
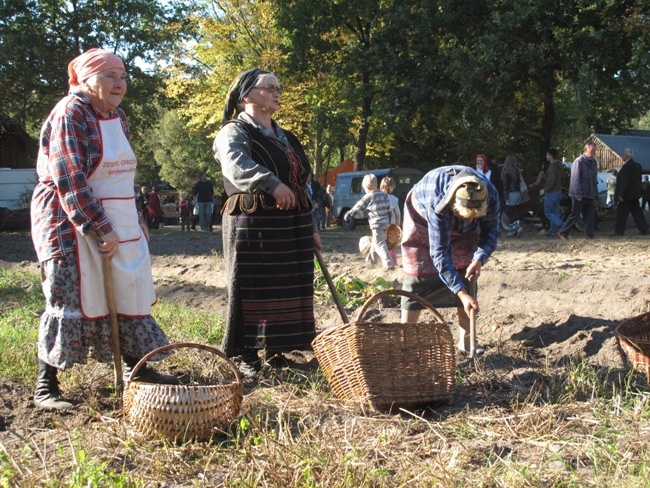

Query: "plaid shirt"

xmin=402 ymin=166 xmax=500 ymax=294
xmin=346 ymin=190 xmax=391 ymax=229
xmin=30 ymin=91 xmax=134 ymax=262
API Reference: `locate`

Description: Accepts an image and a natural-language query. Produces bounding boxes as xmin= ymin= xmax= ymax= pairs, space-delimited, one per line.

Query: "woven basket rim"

xmin=313 ymin=289 xmax=447 ymax=344
xmin=124 ymin=342 xmax=242 ymax=389
xmin=614 ymin=311 xmax=650 ymax=341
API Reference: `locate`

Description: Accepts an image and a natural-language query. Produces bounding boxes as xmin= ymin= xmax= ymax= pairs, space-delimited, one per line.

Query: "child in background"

xmin=344 ymin=174 xmax=394 ymax=270
xmin=380 ymin=177 xmax=400 ymax=266
xmin=179 ymin=194 xmax=192 ymax=231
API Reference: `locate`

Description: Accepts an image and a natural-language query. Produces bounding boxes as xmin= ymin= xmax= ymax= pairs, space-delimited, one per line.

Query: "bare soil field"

xmin=1 ymin=212 xmax=650 ymax=485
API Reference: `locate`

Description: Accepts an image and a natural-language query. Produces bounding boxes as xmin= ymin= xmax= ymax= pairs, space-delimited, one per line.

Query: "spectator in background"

xmin=529 ymin=159 xmax=551 ymax=234
xmin=380 ymin=176 xmax=401 ymax=267
xmin=147 ymin=186 xmax=163 ymax=230
xmin=179 ymin=193 xmax=192 ymax=231
xmin=501 ymin=154 xmax=525 ymax=237
xmin=345 ymin=173 xmax=393 ymax=269
xmin=192 ymin=173 xmax=214 ymax=231
xmin=380 ymin=176 xmax=401 ymax=226
xmin=641 ymin=175 xmax=650 ymax=212
xmin=325 ymin=184 xmax=334 ymax=226
xmin=540 ymin=148 xmax=565 ymax=237
xmin=311 ymin=181 xmax=328 ymax=231
xmin=606 ymin=169 xmax=618 ymax=208
xmin=475 ymin=154 xmax=492 ymax=181
xmin=558 ymin=142 xmax=599 ymax=240
xmin=137 ymin=186 xmax=149 ymax=222
xmin=487 ymin=155 xmax=505 ymax=215
xmin=612 ymin=148 xmax=648 ymax=236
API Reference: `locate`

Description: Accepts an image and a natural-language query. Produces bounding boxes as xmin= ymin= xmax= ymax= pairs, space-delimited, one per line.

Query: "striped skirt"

xmin=221 ymin=204 xmax=316 ymax=357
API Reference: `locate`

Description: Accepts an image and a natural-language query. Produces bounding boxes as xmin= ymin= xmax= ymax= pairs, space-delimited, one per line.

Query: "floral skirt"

xmin=38 ymin=253 xmax=171 ymax=370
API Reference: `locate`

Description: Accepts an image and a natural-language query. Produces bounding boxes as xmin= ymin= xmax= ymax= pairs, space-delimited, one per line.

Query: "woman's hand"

xmin=457 ymin=289 xmax=479 ymax=315
xmin=465 ymin=260 xmax=482 ymax=282
xmin=272 ymin=183 xmax=296 ymax=210
xmin=97 ymin=230 xmax=119 ymax=259
xmin=313 ymin=232 xmax=322 ymax=251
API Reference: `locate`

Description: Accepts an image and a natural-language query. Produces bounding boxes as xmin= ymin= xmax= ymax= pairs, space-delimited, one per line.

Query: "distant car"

xmin=332 ymin=167 xmax=424 ymax=230
xmin=162 ymin=202 xmax=180 ymax=225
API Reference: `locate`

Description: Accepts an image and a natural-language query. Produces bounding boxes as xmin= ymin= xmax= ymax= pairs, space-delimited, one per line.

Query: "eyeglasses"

xmin=252 ymin=84 xmax=282 ymax=94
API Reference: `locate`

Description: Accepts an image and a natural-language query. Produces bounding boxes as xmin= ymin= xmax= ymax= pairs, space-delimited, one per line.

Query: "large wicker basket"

xmin=615 ymin=311 xmax=650 ymax=379
xmin=123 ymin=342 xmax=243 ymax=442
xmin=312 ymin=289 xmax=455 ymax=410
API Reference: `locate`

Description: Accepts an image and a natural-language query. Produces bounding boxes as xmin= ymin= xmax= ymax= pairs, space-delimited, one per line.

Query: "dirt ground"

xmin=1 ymin=212 xmax=650 ymax=459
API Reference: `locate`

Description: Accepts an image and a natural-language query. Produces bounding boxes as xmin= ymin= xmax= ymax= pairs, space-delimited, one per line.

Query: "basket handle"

xmin=127 ymin=342 xmax=242 ymax=384
xmin=355 ymin=289 xmax=446 ymax=323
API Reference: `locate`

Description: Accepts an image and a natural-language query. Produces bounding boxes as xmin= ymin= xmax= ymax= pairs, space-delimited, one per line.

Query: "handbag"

xmin=518 ymin=177 xmax=530 ymax=204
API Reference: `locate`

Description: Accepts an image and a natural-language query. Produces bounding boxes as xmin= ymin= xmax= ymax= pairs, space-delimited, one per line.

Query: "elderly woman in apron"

xmin=30 ymin=49 xmax=177 ymax=410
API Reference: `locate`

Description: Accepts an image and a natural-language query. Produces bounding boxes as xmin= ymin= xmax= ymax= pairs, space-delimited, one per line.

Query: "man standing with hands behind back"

xmin=193 ymin=173 xmax=215 ymax=231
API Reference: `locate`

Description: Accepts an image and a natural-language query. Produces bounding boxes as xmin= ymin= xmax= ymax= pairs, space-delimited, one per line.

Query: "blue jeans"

xmin=197 ymin=201 xmax=213 ymax=231
xmin=543 ymin=191 xmax=564 ymax=234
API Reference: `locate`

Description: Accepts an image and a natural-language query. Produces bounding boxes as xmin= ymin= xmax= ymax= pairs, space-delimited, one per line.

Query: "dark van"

xmin=332 ymin=168 xmax=424 ymax=229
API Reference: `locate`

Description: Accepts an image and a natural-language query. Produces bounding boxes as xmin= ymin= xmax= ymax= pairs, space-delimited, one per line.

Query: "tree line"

xmin=2 ymin=0 xmax=650 ymax=194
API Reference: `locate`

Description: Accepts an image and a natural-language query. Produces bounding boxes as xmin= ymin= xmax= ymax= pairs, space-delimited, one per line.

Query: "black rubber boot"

xmin=238 ymin=350 xmax=261 ymax=379
xmin=123 ymin=355 xmax=180 ymax=384
xmin=33 ymin=360 xmax=74 ymax=410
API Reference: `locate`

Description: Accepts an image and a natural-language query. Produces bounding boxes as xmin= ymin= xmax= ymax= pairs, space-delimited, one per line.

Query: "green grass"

xmin=0 ymin=268 xmax=227 ymax=383
xmin=0 ymin=269 xmax=42 ymax=381
xmin=4 ymin=267 xmax=650 ymax=487
xmin=151 ymin=300 xmax=225 ymax=346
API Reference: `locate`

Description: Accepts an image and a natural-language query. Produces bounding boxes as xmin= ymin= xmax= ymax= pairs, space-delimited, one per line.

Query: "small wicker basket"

xmin=358 ymin=235 xmax=372 ymax=256
xmin=615 ymin=311 xmax=650 ymax=379
xmin=123 ymin=342 xmax=243 ymax=442
xmin=386 ymin=224 xmax=402 ymax=251
xmin=312 ymin=289 xmax=455 ymax=410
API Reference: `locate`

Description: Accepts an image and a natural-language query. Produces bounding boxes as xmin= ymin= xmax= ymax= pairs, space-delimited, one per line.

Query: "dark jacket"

xmin=568 ymin=153 xmax=598 ymax=200
xmin=615 ymin=158 xmax=643 ymax=202
xmin=193 ymin=179 xmax=214 ymax=203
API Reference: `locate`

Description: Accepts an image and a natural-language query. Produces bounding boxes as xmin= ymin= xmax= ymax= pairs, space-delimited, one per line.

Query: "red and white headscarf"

xmin=475 ymin=153 xmax=489 ymax=174
xmin=68 ymin=48 xmax=125 ymax=87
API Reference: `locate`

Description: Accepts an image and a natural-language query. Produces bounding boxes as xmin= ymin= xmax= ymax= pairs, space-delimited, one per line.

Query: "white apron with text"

xmin=75 ymin=116 xmax=156 ymax=319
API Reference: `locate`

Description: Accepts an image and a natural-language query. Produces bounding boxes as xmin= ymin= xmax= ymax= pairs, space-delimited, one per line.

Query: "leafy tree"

xmin=277 ymin=0 xmax=397 ymax=171
xmin=0 ymin=0 xmax=195 ymax=138
xmin=152 ymin=109 xmax=219 ymax=194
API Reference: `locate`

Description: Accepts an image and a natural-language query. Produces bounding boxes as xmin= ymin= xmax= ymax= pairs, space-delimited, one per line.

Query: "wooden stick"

xmin=469 ymin=276 xmax=478 ymax=358
xmin=102 ymin=256 xmax=123 ymax=399
xmin=314 ymin=248 xmax=349 ymax=323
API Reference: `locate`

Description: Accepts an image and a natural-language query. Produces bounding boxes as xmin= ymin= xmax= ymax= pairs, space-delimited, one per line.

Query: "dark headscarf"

xmin=221 ymin=68 xmax=271 ymax=126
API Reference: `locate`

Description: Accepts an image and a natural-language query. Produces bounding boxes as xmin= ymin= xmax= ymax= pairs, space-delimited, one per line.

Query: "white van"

xmin=332 ymin=168 xmax=423 ymax=229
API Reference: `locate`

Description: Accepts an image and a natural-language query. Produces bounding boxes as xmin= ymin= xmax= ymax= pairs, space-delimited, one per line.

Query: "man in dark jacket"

xmin=558 ymin=142 xmax=599 ymax=240
xmin=192 ymin=173 xmax=215 ymax=231
xmin=612 ymin=148 xmax=649 ymax=236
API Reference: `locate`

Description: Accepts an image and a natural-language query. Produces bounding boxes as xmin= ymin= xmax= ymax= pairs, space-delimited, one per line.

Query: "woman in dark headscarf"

xmin=213 ymin=68 xmax=321 ymax=377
